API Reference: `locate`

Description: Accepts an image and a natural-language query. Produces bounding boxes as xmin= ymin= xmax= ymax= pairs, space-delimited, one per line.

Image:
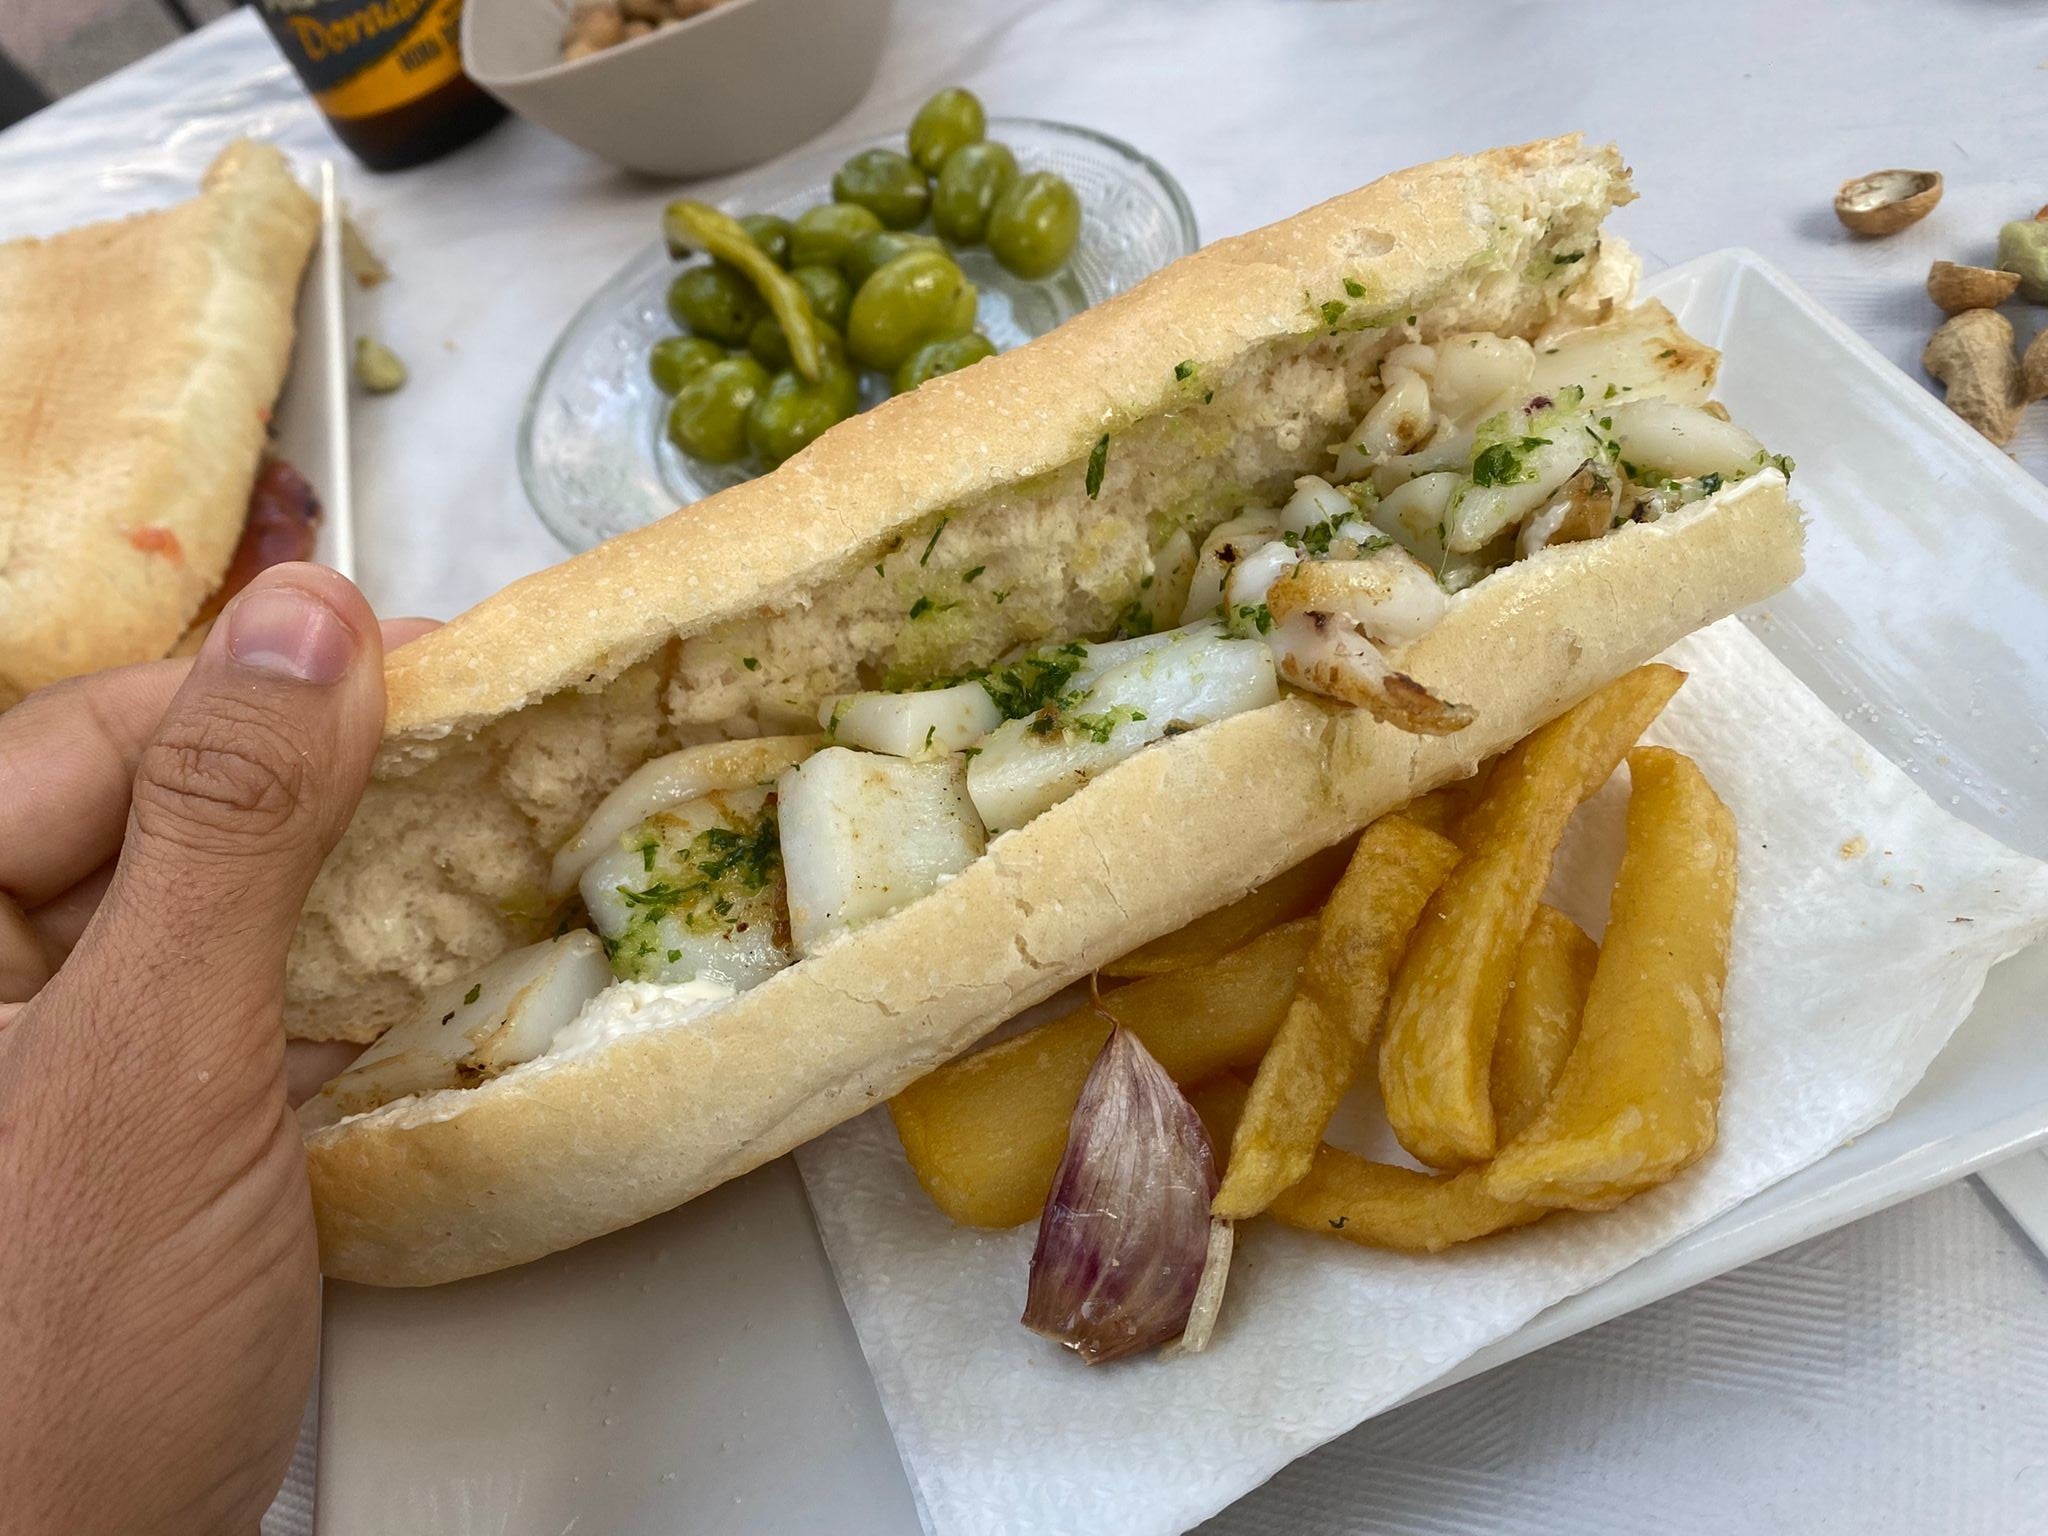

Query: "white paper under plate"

xmin=792 ymin=615 xmax=2048 ymax=1536
xmin=314 ymin=249 xmax=2048 ymax=1536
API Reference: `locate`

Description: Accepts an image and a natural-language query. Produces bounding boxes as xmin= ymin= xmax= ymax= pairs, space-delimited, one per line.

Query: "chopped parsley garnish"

xmin=667 ymin=949 xmax=682 ymax=963
xmin=619 ymin=881 xmax=688 ymax=910
xmin=1342 ymin=278 xmax=1366 ymax=298
xmin=963 ymin=564 xmax=986 ymax=584
xmin=993 ymin=588 xmax=1011 ymax=604
xmin=1061 ymin=706 xmax=1147 ymax=744
xmin=462 ymin=983 xmax=482 ymax=1006
xmin=1553 ymin=250 xmax=1585 ymax=265
xmin=1697 ymin=471 xmax=1723 ymax=495
xmin=919 ymin=517 xmax=948 ymax=566
xmin=1085 ymin=434 xmax=1109 ymax=499
xmin=1230 ymin=602 xmax=1274 ymax=636
xmin=612 ymin=813 xmax=781 ymax=942
xmin=1603 ymin=382 xmax=1619 ymax=399
xmin=974 ymin=642 xmax=1089 ymax=719
xmin=1320 ymin=298 xmax=1347 ymax=326
xmin=909 ymin=595 xmax=959 ymax=620
xmin=1470 ymin=437 xmax=1552 ymax=487
xmin=1110 ymin=598 xmax=1155 ymax=640
xmin=922 ymin=724 xmax=937 ymax=751
xmin=1174 ymin=360 xmax=1196 ymax=381
xmin=741 ymin=655 xmax=759 ymax=671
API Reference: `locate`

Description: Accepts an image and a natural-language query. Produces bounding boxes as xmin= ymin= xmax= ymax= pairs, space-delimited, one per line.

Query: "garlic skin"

xmin=1022 ymin=1026 xmax=1220 ymax=1364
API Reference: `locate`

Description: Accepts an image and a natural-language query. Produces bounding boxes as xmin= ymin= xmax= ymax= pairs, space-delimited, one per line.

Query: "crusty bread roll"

xmin=0 ymin=141 xmax=318 ymax=709
xmin=290 ymin=136 xmax=1805 ymax=1285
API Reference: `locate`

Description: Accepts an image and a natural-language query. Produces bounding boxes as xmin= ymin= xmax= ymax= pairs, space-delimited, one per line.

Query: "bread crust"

xmin=0 ymin=141 xmax=318 ymax=708
xmin=308 ymin=478 xmax=1803 ymax=1286
xmin=287 ymin=135 xmax=1632 ymax=1045
xmin=374 ymin=136 xmax=1628 ymax=742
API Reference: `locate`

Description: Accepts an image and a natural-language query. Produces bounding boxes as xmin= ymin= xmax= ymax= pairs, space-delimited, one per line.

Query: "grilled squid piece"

xmin=1354 ymin=364 xmax=1434 ymax=460
xmin=1264 ymin=546 xmax=1470 ymax=734
xmin=1181 ymin=513 xmax=1282 ymax=625
xmin=1265 ymin=545 xmax=1449 ymax=644
xmin=777 ymin=748 xmax=985 ymax=954
xmin=580 ymin=786 xmax=792 ymax=989
xmin=550 ymin=735 xmax=818 ymax=900
xmin=1518 ymin=462 xmax=1623 ymax=558
xmin=1270 ymin=610 xmax=1474 ymax=735
xmin=300 ymin=933 xmax=614 ymax=1131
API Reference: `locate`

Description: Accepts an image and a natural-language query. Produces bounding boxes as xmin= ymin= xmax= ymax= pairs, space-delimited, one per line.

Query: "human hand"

xmin=0 ymin=565 xmax=425 ymax=1535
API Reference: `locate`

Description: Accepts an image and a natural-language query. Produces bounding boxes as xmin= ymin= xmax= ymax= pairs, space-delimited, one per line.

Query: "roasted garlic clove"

xmin=1022 ymin=1026 xmax=1221 ymax=1364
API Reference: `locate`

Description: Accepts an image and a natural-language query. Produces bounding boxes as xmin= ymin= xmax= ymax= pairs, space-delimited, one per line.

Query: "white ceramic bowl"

xmin=461 ymin=0 xmax=892 ymax=179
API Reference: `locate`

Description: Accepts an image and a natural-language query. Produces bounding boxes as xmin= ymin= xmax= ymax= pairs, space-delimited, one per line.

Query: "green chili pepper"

xmin=662 ymin=199 xmax=829 ymax=383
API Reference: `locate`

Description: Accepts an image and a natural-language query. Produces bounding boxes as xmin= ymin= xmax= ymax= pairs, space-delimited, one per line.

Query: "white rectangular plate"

xmin=272 ymin=162 xmax=356 ymax=584
xmin=314 ymin=249 xmax=2048 ymax=1534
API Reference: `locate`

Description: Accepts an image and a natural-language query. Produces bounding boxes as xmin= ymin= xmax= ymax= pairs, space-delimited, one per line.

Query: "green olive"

xmin=648 ymin=334 xmax=728 ymax=395
xmin=845 ymin=229 xmax=946 ymax=291
xmin=748 ymin=313 xmax=846 ymax=373
xmin=666 ymin=262 xmax=766 ymax=345
xmin=931 ymin=141 xmax=1018 ymax=246
xmin=987 ymin=171 xmax=1081 ymax=280
xmin=666 ymin=355 xmax=771 ymax=463
xmin=847 ymin=249 xmax=978 ymax=372
xmin=746 ymin=365 xmax=861 ymax=468
xmin=831 ymin=148 xmax=930 ymax=230
xmin=789 ymin=263 xmax=852 ymax=331
xmin=789 ymin=202 xmax=884 ymax=270
xmin=893 ymin=331 xmax=996 ymax=394
xmin=1998 ymin=218 xmax=2048 ymax=302
xmin=746 ymin=313 xmax=793 ymax=372
xmin=907 ymin=86 xmax=986 ymax=176
xmin=739 ymin=213 xmax=793 ymax=267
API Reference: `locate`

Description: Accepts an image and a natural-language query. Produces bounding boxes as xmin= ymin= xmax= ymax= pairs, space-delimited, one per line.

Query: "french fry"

xmin=1211 ymin=817 xmax=1461 ymax=1219
xmin=1378 ymin=664 xmax=1685 ymax=1169
xmin=1484 ymin=747 xmax=1735 ymax=1210
xmin=1195 ymin=904 xmax=1596 ymax=1252
xmin=1490 ymin=905 xmax=1598 ymax=1142
xmin=890 ymin=919 xmax=1315 ymax=1227
xmin=1395 ymin=759 xmax=1497 ymax=849
xmin=1102 ymin=838 xmax=1355 ymax=977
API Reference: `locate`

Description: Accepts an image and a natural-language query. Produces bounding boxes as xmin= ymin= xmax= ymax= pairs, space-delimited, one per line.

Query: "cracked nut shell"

xmin=1834 ymin=169 xmax=1942 ymax=236
xmin=1927 ymin=260 xmax=2022 ymax=313
xmin=1923 ymin=309 xmax=2023 ymax=445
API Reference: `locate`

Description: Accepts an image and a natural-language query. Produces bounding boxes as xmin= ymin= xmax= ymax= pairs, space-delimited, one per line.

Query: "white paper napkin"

xmin=794 ymin=617 xmax=2048 ymax=1536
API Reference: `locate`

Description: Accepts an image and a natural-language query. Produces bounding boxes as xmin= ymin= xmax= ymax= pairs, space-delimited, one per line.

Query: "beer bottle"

xmin=257 ymin=0 xmax=506 ymax=173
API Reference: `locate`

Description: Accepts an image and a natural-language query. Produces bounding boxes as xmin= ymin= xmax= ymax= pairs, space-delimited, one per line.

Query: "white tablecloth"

xmin=3 ymin=3 xmax=2045 ymax=1531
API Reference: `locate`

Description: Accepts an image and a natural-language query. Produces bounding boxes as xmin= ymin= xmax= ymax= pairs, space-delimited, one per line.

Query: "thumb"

xmin=52 ymin=564 xmax=385 ymax=1072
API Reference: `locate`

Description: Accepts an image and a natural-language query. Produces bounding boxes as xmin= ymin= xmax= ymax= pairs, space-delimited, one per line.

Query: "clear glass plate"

xmin=519 ymin=118 xmax=1199 ymax=551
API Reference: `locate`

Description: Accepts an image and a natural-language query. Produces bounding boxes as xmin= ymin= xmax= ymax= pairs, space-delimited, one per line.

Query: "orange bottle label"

xmin=258 ymin=0 xmax=469 ymax=121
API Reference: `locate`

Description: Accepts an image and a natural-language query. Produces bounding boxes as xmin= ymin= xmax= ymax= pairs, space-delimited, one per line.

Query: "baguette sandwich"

xmin=0 ymin=141 xmax=320 ymax=708
xmin=291 ymin=136 xmax=1805 ymax=1286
